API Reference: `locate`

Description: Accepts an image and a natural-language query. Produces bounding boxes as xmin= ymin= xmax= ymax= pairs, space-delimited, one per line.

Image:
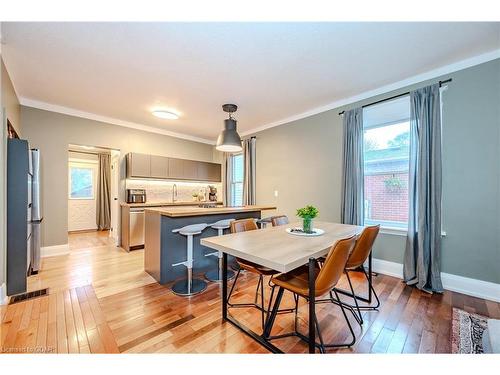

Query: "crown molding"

xmin=241 ymin=48 xmax=500 ymax=136
xmin=19 ymin=97 xmax=216 ymax=145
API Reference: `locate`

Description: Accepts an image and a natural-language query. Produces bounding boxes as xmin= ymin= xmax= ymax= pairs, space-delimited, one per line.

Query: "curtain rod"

xmin=338 ymin=78 xmax=452 ymax=116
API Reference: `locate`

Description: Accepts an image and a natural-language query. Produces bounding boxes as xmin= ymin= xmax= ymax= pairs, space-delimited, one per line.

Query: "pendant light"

xmin=216 ymin=104 xmax=242 ymax=153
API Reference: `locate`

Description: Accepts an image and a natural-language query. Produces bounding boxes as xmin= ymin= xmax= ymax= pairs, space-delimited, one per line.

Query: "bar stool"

xmin=171 ymin=223 xmax=208 ymax=296
xmin=205 ymin=218 xmax=236 ymax=282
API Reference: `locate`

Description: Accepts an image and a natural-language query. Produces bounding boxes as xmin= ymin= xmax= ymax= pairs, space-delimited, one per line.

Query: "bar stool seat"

xmin=205 ymin=219 xmax=236 ymax=282
xmin=171 ymin=223 xmax=208 ymax=296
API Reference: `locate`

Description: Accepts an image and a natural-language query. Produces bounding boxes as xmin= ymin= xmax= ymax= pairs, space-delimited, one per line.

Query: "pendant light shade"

xmin=216 ymin=104 xmax=242 ymax=153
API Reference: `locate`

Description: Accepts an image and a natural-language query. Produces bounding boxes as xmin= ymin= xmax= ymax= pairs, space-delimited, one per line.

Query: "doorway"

xmin=67 ymin=144 xmax=121 ymax=247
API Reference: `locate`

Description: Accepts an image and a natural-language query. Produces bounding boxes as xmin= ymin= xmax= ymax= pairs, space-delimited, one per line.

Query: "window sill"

xmin=379 ymin=226 xmax=447 ymax=237
xmin=379 ymin=226 xmax=407 ymax=236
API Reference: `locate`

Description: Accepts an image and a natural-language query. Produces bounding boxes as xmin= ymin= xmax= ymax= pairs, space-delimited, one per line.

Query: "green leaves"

xmin=296 ymin=205 xmax=319 ymax=219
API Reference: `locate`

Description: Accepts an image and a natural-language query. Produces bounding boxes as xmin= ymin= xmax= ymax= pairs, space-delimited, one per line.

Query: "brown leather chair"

xmin=333 ymin=225 xmax=380 ymax=325
xmin=227 ymin=218 xmax=281 ymax=331
xmin=266 ymin=236 xmax=357 ymax=352
xmin=271 ymin=215 xmax=289 ymax=227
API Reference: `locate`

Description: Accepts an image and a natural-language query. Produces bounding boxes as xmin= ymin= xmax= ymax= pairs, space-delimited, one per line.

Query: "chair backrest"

xmin=271 ymin=215 xmax=289 ymax=227
xmin=315 ymin=235 xmax=357 ymax=296
xmin=345 ymin=225 xmax=380 ymax=269
xmin=230 ymin=218 xmax=258 ymax=233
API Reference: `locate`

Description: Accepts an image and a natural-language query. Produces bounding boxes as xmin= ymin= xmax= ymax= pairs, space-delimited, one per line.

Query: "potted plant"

xmin=296 ymin=205 xmax=319 ymax=234
xmin=192 ymin=192 xmax=199 ymax=201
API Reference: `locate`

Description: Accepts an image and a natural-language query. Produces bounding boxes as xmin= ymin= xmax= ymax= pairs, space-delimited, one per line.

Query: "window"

xmin=230 ymin=154 xmax=244 ymax=206
xmin=363 ymin=96 xmax=410 ymax=229
xmin=69 ymin=164 xmax=95 ymax=199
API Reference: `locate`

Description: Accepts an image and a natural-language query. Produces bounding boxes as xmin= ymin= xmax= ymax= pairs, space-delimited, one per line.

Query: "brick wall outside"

xmin=364 ymin=172 xmax=409 ymax=223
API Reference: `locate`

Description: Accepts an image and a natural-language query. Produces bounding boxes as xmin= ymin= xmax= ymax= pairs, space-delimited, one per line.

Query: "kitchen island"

xmin=144 ymin=205 xmax=276 ymax=284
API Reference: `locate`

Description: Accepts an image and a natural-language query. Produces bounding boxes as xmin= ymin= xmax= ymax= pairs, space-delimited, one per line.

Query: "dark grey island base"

xmin=144 ymin=205 xmax=276 ymax=284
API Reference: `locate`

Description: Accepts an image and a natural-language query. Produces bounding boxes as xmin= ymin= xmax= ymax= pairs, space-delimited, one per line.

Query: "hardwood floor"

xmin=2 ymin=231 xmax=499 ymax=354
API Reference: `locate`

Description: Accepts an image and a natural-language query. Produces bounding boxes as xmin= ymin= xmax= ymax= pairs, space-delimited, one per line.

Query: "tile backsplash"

xmin=126 ymin=179 xmax=223 ymax=203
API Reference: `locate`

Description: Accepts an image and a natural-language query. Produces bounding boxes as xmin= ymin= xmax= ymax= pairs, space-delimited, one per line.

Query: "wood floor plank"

xmin=63 ymin=289 xmax=79 ymax=353
xmin=55 ymin=291 xmax=68 ymax=353
xmin=70 ymin=288 xmax=89 ymax=352
xmin=46 ymin=293 xmax=58 ymax=353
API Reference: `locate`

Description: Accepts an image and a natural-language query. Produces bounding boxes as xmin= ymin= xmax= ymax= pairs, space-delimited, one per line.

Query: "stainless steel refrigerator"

xmin=30 ymin=148 xmax=43 ymax=274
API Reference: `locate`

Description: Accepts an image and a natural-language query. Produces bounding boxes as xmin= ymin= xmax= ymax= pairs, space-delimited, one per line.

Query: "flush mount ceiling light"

xmin=216 ymin=104 xmax=242 ymax=153
xmin=152 ymin=110 xmax=179 ymax=120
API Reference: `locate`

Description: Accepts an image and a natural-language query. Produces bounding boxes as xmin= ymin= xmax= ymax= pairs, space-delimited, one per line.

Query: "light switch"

xmin=274 ymin=190 xmax=279 ymax=197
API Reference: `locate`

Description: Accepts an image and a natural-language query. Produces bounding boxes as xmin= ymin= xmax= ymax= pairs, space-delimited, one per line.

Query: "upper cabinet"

xmin=150 ymin=155 xmax=169 ymax=178
xmin=167 ymin=158 xmax=184 ymax=180
xmin=198 ymin=161 xmax=221 ymax=182
xmin=126 ymin=153 xmax=151 ymax=178
xmin=127 ymin=153 xmax=221 ymax=182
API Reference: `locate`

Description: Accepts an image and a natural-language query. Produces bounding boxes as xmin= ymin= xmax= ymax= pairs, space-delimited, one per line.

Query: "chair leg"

xmin=329 ymin=289 xmax=356 ymax=348
xmin=263 ymin=286 xmax=285 ymax=338
xmin=363 ymin=268 xmax=380 ymax=309
xmin=345 ymin=271 xmax=363 ymax=325
xmin=253 ymin=275 xmax=263 ymax=305
xmin=227 ymin=269 xmax=241 ymax=306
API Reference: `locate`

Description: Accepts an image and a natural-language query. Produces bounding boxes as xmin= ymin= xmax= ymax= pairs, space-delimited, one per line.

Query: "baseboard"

xmin=0 ymin=282 xmax=8 ymax=305
xmin=372 ymin=258 xmax=500 ymax=303
xmin=372 ymin=258 xmax=404 ymax=279
xmin=41 ymin=243 xmax=70 ymax=257
xmin=440 ymin=273 xmax=500 ymax=303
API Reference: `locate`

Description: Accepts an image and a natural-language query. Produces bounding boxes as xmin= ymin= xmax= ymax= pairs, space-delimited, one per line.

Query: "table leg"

xmin=222 ymin=252 xmax=228 ymax=320
xmin=308 ymin=257 xmax=316 ymax=354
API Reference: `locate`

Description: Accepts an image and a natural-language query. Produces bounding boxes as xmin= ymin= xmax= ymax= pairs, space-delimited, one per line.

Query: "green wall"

xmin=250 ymin=58 xmax=500 ymax=284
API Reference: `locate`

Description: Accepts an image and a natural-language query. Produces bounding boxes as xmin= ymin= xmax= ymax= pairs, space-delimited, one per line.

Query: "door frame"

xmin=110 ymin=149 xmax=121 ymax=246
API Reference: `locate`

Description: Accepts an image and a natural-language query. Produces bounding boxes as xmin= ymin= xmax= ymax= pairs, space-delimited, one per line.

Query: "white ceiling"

xmin=2 ymin=22 xmax=499 ymax=143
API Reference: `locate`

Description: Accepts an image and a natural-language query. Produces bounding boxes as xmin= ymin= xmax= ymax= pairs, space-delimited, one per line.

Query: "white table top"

xmin=201 ymin=221 xmax=364 ymax=273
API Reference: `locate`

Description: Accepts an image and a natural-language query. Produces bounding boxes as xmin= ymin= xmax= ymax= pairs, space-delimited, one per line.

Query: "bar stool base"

xmin=205 ymin=269 xmax=235 ymax=282
xmin=171 ymin=279 xmax=207 ymax=296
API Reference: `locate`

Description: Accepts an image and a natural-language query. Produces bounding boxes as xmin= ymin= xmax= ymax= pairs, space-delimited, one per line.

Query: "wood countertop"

xmin=145 ymin=205 xmax=276 ymax=217
xmin=120 ymin=201 xmax=223 ymax=208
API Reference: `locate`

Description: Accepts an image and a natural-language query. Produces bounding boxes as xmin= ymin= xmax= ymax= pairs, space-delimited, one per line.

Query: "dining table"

xmin=200 ymin=220 xmax=366 ymax=353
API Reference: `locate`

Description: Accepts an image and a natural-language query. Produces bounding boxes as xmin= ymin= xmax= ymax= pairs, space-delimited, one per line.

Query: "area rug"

xmin=451 ymin=307 xmax=488 ymax=354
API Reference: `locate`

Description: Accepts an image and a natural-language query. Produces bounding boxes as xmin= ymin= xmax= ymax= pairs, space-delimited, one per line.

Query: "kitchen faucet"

xmin=172 ymin=183 xmax=178 ymax=202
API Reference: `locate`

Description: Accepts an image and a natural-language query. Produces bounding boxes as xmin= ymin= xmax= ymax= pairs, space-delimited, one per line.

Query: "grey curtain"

xmin=96 ymin=153 xmax=111 ymax=230
xmin=242 ymin=137 xmax=256 ymax=205
xmin=341 ymin=108 xmax=364 ymax=225
xmin=222 ymin=152 xmax=233 ymax=206
xmin=403 ymin=83 xmax=443 ymax=293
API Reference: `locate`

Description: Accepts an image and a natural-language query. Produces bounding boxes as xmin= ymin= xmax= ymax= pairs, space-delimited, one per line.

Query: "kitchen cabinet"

xmin=182 ymin=160 xmax=199 ymax=180
xmin=197 ymin=162 xmax=222 ymax=182
xmin=167 ymin=158 xmax=184 ymax=179
xmin=127 ymin=153 xmax=151 ymax=178
xmin=126 ymin=153 xmax=221 ymax=182
xmin=150 ymin=155 xmax=169 ymax=178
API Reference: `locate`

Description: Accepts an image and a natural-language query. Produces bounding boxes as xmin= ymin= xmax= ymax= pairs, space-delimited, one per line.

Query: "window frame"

xmin=362 ymin=97 xmax=411 ymax=231
xmin=68 ymin=160 xmax=97 ymax=200
xmin=230 ymin=153 xmax=244 ymax=207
